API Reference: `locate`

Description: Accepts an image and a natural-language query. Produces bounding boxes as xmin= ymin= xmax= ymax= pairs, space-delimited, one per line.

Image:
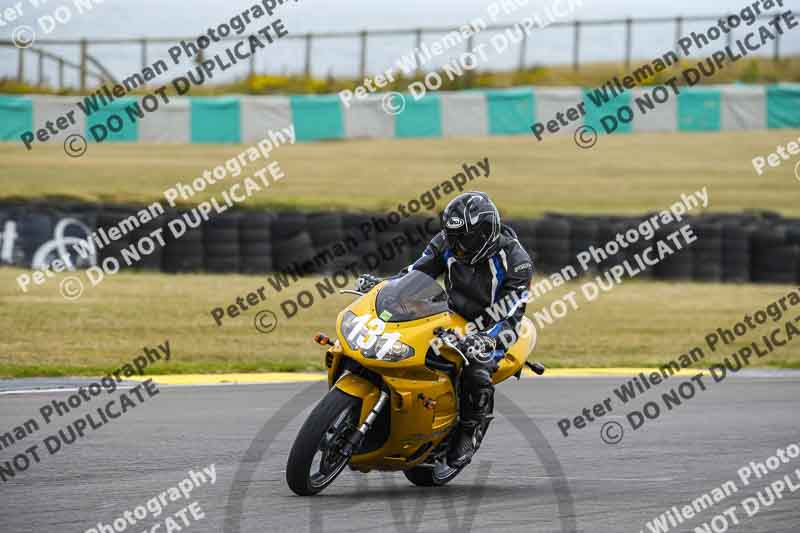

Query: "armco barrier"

xmin=0 ymin=200 xmax=798 ymax=285
xmin=1 ymin=84 xmax=799 ymax=145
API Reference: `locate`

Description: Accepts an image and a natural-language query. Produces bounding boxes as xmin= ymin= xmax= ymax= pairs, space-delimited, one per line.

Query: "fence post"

xmin=304 ymin=33 xmax=312 ymax=77
xmin=59 ymin=58 xmax=64 ymax=90
xmin=249 ymin=53 xmax=255 ymax=78
xmin=80 ymin=38 xmax=88 ymax=92
xmin=37 ymin=52 xmax=44 ymax=86
xmin=674 ymin=16 xmax=683 ymax=56
xmin=415 ymin=28 xmax=422 ymax=76
xmin=519 ymin=28 xmax=527 ymax=72
xmin=140 ymin=38 xmax=147 ymax=73
xmin=17 ymin=48 xmax=24 ymax=83
xmin=359 ymin=30 xmax=368 ymax=79
xmin=726 ymin=15 xmax=733 ymax=50
xmin=774 ymin=29 xmax=780 ymax=62
xmin=625 ymin=18 xmax=632 ymax=71
xmin=573 ymin=20 xmax=581 ymax=71
xmin=466 ymin=34 xmax=475 ymax=87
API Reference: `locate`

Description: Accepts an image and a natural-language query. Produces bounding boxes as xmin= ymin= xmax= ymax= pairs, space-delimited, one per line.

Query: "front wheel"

xmin=286 ymin=388 xmax=361 ymax=496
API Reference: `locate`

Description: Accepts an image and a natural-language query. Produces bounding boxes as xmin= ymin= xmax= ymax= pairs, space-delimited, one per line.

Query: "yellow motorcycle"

xmin=286 ymin=270 xmax=543 ymax=496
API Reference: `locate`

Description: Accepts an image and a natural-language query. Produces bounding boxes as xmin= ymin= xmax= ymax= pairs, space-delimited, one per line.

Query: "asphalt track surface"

xmin=1 ymin=374 xmax=798 ymax=533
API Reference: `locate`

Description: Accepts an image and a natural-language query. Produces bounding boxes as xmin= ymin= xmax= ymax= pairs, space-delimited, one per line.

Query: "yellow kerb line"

xmin=129 ymin=368 xmax=705 ymax=385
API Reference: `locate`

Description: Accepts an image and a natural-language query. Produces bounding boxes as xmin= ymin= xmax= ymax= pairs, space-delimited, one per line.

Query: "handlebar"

xmin=433 ymin=327 xmax=470 ymax=367
xmin=338 ymin=289 xmax=365 ymax=296
xmin=434 ymin=327 xmax=546 ymax=375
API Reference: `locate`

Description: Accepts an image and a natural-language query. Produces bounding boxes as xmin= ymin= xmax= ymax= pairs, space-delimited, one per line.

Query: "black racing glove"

xmin=457 ymin=333 xmax=497 ymax=366
xmin=355 ymin=274 xmax=382 ymax=293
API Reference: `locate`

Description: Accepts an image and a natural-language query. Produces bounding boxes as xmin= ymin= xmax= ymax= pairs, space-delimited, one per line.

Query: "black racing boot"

xmin=448 ymin=358 xmax=497 ymax=468
xmin=447 ymin=421 xmax=479 ymax=469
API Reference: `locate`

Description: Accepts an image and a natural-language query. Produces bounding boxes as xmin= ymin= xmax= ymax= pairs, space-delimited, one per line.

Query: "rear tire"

xmin=404 ymin=461 xmax=465 ymax=487
xmin=286 ymin=388 xmax=361 ymax=496
xmin=404 ymin=412 xmax=492 ymax=487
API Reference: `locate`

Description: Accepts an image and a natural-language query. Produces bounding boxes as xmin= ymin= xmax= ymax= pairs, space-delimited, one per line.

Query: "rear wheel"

xmin=286 ymin=388 xmax=361 ymax=496
xmin=404 ymin=415 xmax=492 ymax=487
xmin=404 ymin=460 xmax=465 ymax=487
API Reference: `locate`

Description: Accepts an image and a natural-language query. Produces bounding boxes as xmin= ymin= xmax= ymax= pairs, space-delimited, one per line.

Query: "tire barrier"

xmin=341 ymin=213 xmax=380 ymax=272
xmin=505 ymin=218 xmax=537 ymax=263
xmin=240 ymin=212 xmax=274 ymax=274
xmin=307 ymin=212 xmax=356 ymax=273
xmin=2 ymin=200 xmax=800 ymax=285
xmin=95 ymin=207 xmax=138 ymax=271
xmin=721 ymin=223 xmax=752 ymax=283
xmin=620 ymin=217 xmax=654 ymax=280
xmin=566 ymin=216 xmax=600 ymax=274
xmin=653 ymin=219 xmax=694 ymax=280
xmin=163 ymin=223 xmax=204 ymax=273
xmin=532 ymin=216 xmax=571 ymax=275
xmin=270 ymin=212 xmax=317 ymax=274
xmin=751 ymin=226 xmax=797 ymax=284
xmin=204 ymin=213 xmax=241 ymax=274
xmin=129 ymin=207 xmax=172 ymax=272
xmin=594 ymin=216 xmax=628 ymax=276
xmin=691 ymin=222 xmax=724 ymax=282
xmin=17 ymin=212 xmax=54 ymax=263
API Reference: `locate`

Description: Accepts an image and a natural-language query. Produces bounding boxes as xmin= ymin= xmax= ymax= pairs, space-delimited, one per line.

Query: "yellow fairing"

xmin=329 ymin=283 xmax=536 ymax=472
xmin=332 ymin=372 xmax=382 ymax=425
xmin=493 ymin=316 xmax=536 ymax=383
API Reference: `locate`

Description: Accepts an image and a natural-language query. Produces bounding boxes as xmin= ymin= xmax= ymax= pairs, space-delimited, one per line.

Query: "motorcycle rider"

xmin=357 ymin=191 xmax=534 ymax=468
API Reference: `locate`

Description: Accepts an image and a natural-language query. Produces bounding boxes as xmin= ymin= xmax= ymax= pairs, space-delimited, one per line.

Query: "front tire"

xmin=286 ymin=388 xmax=361 ymax=496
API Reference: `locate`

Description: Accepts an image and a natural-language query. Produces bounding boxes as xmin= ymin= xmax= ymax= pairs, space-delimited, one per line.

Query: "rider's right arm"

xmin=396 ymin=232 xmax=447 ymax=279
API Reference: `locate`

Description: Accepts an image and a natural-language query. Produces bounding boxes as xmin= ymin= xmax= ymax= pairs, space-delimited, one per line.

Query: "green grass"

xmin=2 ymin=131 xmax=800 ymax=218
xmin=1 ymin=267 xmax=798 ymax=378
xmin=3 ymin=130 xmax=800 ymax=377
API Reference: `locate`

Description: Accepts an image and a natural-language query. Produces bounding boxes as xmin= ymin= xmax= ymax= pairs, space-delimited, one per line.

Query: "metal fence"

xmin=1 ymin=12 xmax=792 ymax=92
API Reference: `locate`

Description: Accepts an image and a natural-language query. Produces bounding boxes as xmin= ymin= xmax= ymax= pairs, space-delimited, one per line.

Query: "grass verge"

xmin=1 ymin=267 xmax=798 ymax=378
xmin=2 ymin=131 xmax=800 ymax=217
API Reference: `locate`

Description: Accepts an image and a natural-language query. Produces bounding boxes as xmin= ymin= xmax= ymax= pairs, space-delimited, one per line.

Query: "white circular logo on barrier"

xmin=31 ymin=218 xmax=97 ymax=271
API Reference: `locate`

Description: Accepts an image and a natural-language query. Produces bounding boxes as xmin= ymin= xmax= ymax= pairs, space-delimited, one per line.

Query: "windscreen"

xmin=375 ymin=271 xmax=449 ymax=322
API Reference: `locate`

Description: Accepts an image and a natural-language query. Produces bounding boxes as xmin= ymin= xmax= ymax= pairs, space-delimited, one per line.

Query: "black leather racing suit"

xmin=403 ymin=225 xmax=535 ymax=428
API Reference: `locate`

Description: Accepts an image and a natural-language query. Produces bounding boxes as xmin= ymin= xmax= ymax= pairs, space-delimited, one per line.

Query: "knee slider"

xmin=474 ymin=390 xmax=492 ymax=410
xmin=470 ymin=366 xmax=494 ymax=387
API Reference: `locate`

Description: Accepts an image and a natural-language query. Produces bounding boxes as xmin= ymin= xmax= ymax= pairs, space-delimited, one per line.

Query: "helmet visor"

xmin=446 ymin=224 xmax=489 ymax=259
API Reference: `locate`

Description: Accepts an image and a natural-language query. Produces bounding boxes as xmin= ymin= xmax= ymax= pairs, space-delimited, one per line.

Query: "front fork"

xmin=342 ymin=389 xmax=389 ymax=456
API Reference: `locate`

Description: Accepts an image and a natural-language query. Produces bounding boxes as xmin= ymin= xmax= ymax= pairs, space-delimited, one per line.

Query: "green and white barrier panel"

xmin=1 ymin=84 xmax=798 ymax=145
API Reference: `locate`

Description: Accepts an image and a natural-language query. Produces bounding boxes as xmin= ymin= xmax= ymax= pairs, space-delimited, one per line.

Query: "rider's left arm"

xmin=393 ymin=232 xmax=448 ymax=280
xmin=480 ymin=246 xmax=535 ymax=346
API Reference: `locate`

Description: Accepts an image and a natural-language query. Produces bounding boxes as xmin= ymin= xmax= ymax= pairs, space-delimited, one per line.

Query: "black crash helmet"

xmin=441 ymin=191 xmax=501 ymax=265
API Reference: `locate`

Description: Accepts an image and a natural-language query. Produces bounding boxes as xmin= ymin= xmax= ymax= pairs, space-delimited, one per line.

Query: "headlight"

xmin=339 ymin=311 xmax=415 ymax=362
xmin=361 ymin=336 xmax=415 ymax=362
xmin=340 ymin=311 xmax=362 ymax=351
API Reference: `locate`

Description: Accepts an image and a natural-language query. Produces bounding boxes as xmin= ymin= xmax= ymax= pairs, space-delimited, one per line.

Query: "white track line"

xmin=0 ymin=386 xmax=138 ymax=396
xmin=0 ymin=381 xmax=293 ymax=395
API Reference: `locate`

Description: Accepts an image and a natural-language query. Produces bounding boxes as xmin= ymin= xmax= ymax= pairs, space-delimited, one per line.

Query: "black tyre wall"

xmin=204 ymin=213 xmax=241 ymax=273
xmin=162 ymin=212 xmax=204 ymax=273
xmin=721 ymin=223 xmax=752 ymax=282
xmin=653 ymin=221 xmax=693 ymax=280
xmin=532 ymin=217 xmax=570 ymax=274
xmin=751 ymin=226 xmax=798 ymax=284
xmin=691 ymin=222 xmax=723 ymax=282
xmin=271 ymin=212 xmax=317 ymax=274
xmin=95 ymin=207 xmax=139 ymax=270
xmin=240 ymin=212 xmax=273 ymax=273
xmin=6 ymin=201 xmax=800 ymax=286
